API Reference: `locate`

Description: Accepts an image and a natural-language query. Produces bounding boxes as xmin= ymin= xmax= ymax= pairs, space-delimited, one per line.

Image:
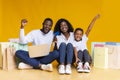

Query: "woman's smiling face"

xmin=60 ymin=21 xmax=68 ymax=33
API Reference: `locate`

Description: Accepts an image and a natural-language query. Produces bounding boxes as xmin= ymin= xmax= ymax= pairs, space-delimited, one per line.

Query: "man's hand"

xmin=21 ymin=19 xmax=28 ymax=29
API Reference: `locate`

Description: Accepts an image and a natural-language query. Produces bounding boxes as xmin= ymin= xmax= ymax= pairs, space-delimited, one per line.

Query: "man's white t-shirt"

xmin=56 ymin=32 xmax=74 ymax=48
xmin=73 ymin=34 xmax=88 ymax=51
xmin=20 ymin=29 xmax=54 ymax=50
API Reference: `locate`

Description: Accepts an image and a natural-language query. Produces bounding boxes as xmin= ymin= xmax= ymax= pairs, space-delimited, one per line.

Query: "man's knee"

xmin=15 ymin=50 xmax=26 ymax=57
xmin=15 ymin=50 xmax=22 ymax=57
xmin=53 ymin=50 xmax=59 ymax=58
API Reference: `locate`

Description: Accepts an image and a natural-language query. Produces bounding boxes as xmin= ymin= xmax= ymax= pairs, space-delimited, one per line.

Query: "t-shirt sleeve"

xmin=72 ymin=41 xmax=76 ymax=47
xmin=19 ymin=29 xmax=34 ymax=44
xmin=82 ymin=34 xmax=88 ymax=42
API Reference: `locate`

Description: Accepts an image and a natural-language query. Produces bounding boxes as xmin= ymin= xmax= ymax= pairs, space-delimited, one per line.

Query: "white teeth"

xmin=63 ymin=28 xmax=66 ymax=30
xmin=46 ymin=28 xmax=48 ymax=29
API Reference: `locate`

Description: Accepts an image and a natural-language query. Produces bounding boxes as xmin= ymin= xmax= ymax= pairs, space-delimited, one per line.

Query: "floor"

xmin=0 ymin=62 xmax=120 ymax=80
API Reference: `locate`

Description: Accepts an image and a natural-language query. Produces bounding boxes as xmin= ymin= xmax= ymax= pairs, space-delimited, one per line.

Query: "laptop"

xmin=28 ymin=44 xmax=49 ymax=58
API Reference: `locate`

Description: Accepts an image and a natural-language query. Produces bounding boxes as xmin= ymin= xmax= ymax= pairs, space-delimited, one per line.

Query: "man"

xmin=15 ymin=18 xmax=59 ymax=72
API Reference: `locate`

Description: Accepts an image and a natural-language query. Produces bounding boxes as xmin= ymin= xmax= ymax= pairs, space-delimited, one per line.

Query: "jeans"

xmin=58 ymin=42 xmax=74 ymax=65
xmin=15 ymin=50 xmax=59 ymax=68
xmin=77 ymin=49 xmax=91 ymax=63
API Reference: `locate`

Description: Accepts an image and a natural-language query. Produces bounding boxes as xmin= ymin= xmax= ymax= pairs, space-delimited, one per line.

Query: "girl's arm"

xmin=85 ymin=14 xmax=100 ymax=37
xmin=74 ymin=47 xmax=80 ymax=63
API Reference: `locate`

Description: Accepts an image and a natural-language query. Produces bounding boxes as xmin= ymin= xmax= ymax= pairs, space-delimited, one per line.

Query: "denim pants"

xmin=58 ymin=42 xmax=74 ymax=65
xmin=15 ymin=50 xmax=59 ymax=68
xmin=78 ymin=49 xmax=91 ymax=63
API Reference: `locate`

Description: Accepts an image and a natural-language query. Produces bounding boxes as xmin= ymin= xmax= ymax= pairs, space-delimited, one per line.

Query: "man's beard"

xmin=41 ymin=28 xmax=50 ymax=34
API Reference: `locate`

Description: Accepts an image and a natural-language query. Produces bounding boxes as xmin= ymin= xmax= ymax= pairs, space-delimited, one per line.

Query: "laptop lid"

xmin=28 ymin=44 xmax=49 ymax=58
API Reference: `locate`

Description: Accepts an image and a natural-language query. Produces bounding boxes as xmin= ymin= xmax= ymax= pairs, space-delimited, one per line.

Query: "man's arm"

xmin=19 ymin=19 xmax=33 ymax=44
xmin=21 ymin=19 xmax=27 ymax=29
xmin=85 ymin=14 xmax=100 ymax=37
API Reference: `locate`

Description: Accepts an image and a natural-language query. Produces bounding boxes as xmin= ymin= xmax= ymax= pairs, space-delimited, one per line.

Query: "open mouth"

xmin=62 ymin=27 xmax=67 ymax=32
xmin=44 ymin=28 xmax=49 ymax=33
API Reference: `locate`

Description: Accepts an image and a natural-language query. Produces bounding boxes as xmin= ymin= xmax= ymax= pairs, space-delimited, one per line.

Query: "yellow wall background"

xmin=0 ymin=0 xmax=120 ymax=52
xmin=0 ymin=0 xmax=2 ymax=37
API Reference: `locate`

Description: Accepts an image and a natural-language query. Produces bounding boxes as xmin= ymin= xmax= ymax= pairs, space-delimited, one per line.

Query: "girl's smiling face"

xmin=74 ymin=30 xmax=83 ymax=41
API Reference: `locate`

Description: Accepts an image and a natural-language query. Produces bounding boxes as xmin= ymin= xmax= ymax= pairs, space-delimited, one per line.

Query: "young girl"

xmin=73 ymin=14 xmax=100 ymax=73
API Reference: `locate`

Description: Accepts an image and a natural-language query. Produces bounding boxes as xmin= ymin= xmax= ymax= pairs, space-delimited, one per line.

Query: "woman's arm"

xmin=52 ymin=36 xmax=58 ymax=50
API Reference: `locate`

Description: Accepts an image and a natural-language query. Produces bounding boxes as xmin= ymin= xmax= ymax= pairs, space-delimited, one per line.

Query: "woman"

xmin=54 ymin=18 xmax=74 ymax=74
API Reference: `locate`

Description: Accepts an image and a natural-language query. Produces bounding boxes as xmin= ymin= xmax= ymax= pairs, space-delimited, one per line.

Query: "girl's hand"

xmin=76 ymin=58 xmax=80 ymax=64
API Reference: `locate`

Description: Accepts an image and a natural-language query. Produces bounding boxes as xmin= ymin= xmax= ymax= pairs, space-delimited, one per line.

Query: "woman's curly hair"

xmin=54 ymin=18 xmax=74 ymax=35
